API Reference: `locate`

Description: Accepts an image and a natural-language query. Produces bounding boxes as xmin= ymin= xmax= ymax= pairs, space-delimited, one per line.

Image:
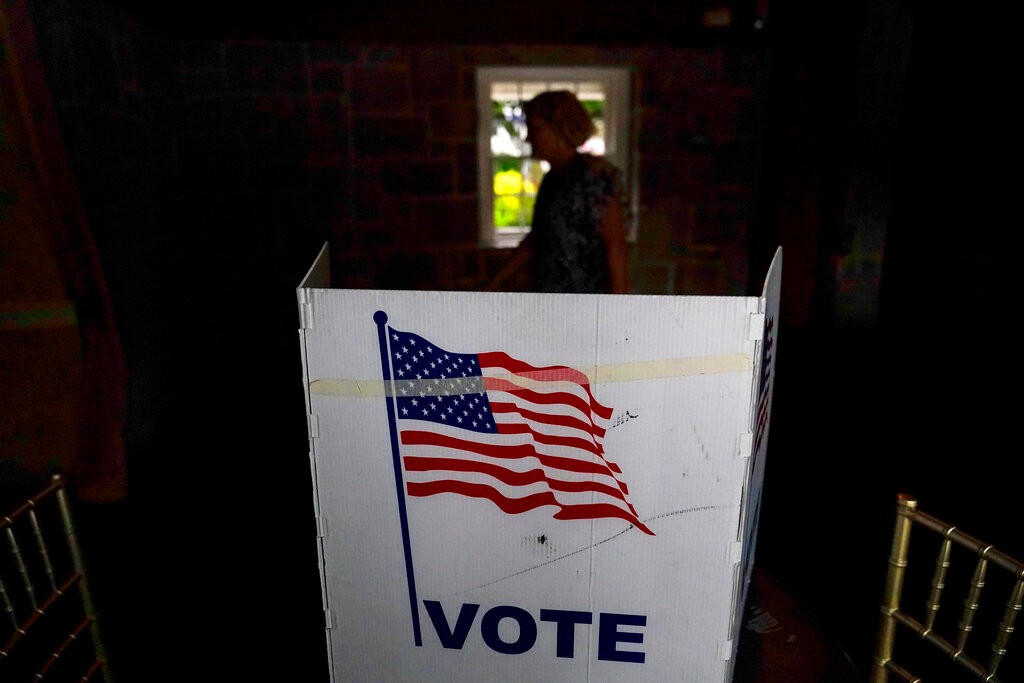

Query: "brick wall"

xmin=30 ymin=2 xmax=768 ymax=303
xmin=174 ymin=42 xmax=767 ymax=294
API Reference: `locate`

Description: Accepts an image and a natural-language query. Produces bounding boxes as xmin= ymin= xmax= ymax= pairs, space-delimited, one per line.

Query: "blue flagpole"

xmin=373 ymin=310 xmax=422 ymax=647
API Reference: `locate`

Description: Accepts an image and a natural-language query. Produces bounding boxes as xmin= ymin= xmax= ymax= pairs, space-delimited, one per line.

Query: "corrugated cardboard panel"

xmin=730 ymin=246 xmax=783 ymax=667
xmin=296 ymin=275 xmax=768 ymax=682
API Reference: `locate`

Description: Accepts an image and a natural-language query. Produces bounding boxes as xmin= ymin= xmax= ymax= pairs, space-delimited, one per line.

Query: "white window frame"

xmin=476 ymin=66 xmax=633 ymax=249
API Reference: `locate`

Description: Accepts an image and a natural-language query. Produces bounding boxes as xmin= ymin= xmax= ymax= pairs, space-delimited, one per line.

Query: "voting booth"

xmin=297 ymin=246 xmax=781 ymax=682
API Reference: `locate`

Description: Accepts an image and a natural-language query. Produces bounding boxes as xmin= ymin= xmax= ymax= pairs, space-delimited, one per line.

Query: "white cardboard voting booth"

xmin=297 ymin=246 xmax=781 ymax=682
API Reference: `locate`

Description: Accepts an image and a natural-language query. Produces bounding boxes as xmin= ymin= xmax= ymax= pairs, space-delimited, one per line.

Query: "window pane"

xmin=522 ymin=159 xmax=545 ymax=195
xmin=494 ymin=196 xmax=521 ymax=228
xmin=493 ymin=164 xmax=523 ymax=196
xmin=520 ymin=194 xmax=536 ymax=227
xmin=548 ymin=81 xmax=577 ymax=93
xmin=520 ymin=81 xmax=547 ymax=101
xmin=579 ymin=99 xmax=605 ymax=119
xmin=579 ymin=118 xmax=605 ymax=155
xmin=491 ymin=100 xmax=525 ymax=156
xmin=577 ymin=81 xmax=605 ymax=100
xmin=490 ymin=81 xmax=520 ymax=100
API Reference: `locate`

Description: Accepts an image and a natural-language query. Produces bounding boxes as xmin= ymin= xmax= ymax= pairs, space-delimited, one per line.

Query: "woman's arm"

xmin=482 ymin=232 xmax=534 ymax=291
xmin=598 ymin=200 xmax=629 ymax=294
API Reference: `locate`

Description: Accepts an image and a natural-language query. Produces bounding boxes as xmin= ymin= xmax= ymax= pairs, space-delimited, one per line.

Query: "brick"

xmin=412 ymin=197 xmax=477 ymax=245
xmin=357 ymin=215 xmax=413 ymax=247
xmin=309 ymin=166 xmax=349 ymax=221
xmin=637 ymin=110 xmax=696 ymax=156
xmin=639 ymin=49 xmax=723 ymax=93
xmin=308 ymin=132 xmax=348 ymax=158
xmin=273 ymin=98 xmax=313 ymax=136
xmin=460 ymin=67 xmax=476 ymax=100
xmin=121 ymin=89 xmax=149 ymax=121
xmin=380 ymin=160 xmax=454 ymax=196
xmin=429 ymin=103 xmax=477 ymax=139
xmin=692 ymin=206 xmax=743 ymax=244
xmin=674 ymin=254 xmax=727 ymax=295
xmin=350 ymin=176 xmax=415 ymax=224
xmin=410 ymin=48 xmax=459 ymax=101
xmin=351 ymin=68 xmax=412 ymax=113
xmin=365 ymin=46 xmax=410 ymax=66
xmin=309 ymin=42 xmax=360 ymax=65
xmin=635 ymin=201 xmax=675 ymax=259
xmin=352 ymin=117 xmax=427 ymax=155
xmin=72 ymin=26 xmax=121 ymax=108
xmin=182 ymin=69 xmax=227 ymax=96
xmin=132 ymin=34 xmax=181 ymax=97
xmin=638 ymin=157 xmax=711 ymax=205
xmin=450 ymin=248 xmax=487 ymax=289
xmin=310 ymin=97 xmax=349 ymax=154
xmin=720 ymin=242 xmax=749 ymax=296
xmin=115 ymin=37 xmax=135 ymax=91
xmin=462 ymin=46 xmax=529 ymax=65
xmin=311 ymin=63 xmax=345 ymax=93
xmin=115 ymin=117 xmax=162 ymax=164
xmin=244 ymin=134 xmax=280 ymax=166
xmin=704 ymin=87 xmax=756 ymax=141
xmin=376 ymin=251 xmax=436 ymax=289
xmin=312 ymin=95 xmax=345 ymax=125
xmin=149 ymin=96 xmax=185 ymax=137
xmin=712 ymin=143 xmax=758 ymax=184
xmin=632 ymin=261 xmax=674 ymax=295
xmin=335 ymin=255 xmax=374 ymax=288
xmin=226 ymin=43 xmax=307 ymax=94
xmin=185 ymin=97 xmax=227 ymax=133
xmin=276 ymin=131 xmax=315 ymax=163
xmin=482 ymin=247 xmax=531 ymax=291
xmin=273 ymin=189 xmax=313 ymax=227
xmin=178 ymin=134 xmax=246 ymax=174
xmin=456 ymin=143 xmax=477 ymax=194
xmin=180 ymin=41 xmax=224 ymax=70
xmin=724 ymin=50 xmax=769 ymax=89
xmin=227 ymin=96 xmax=277 ymax=132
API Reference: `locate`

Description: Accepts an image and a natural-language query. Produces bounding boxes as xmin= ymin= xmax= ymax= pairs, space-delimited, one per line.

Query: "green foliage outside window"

xmin=488 ymin=94 xmax=603 ymax=231
xmin=580 ymin=99 xmax=604 ymax=119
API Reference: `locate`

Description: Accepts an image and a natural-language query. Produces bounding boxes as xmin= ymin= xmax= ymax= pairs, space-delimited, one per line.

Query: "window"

xmin=476 ymin=67 xmax=632 ymax=248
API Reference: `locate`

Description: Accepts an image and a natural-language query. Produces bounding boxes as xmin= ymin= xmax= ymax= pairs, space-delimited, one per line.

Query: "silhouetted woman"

xmin=487 ymin=91 xmax=629 ymax=294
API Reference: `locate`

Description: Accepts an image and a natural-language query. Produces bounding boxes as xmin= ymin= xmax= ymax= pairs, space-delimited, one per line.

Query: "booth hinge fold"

xmin=299 ymin=302 xmax=314 ymax=330
xmin=736 ymin=432 xmax=752 ymax=458
xmin=325 ymin=609 xmax=335 ymax=630
xmin=748 ymin=313 xmax=765 ymax=341
xmin=719 ymin=639 xmax=734 ymax=661
xmin=729 ymin=541 xmax=743 ymax=564
xmin=307 ymin=414 xmax=320 ymax=438
xmin=316 ymin=516 xmax=328 ymax=538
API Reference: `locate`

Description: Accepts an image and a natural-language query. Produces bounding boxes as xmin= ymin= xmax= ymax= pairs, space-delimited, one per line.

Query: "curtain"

xmin=1 ymin=0 xmax=127 ymax=502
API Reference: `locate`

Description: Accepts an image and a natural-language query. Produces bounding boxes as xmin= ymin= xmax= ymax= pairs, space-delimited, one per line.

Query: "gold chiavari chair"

xmin=872 ymin=493 xmax=1024 ymax=682
xmin=0 ymin=474 xmax=109 ymax=681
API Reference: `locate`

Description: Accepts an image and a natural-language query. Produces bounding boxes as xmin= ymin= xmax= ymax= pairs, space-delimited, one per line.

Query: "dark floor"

xmin=13 ymin=305 xmax=1024 ymax=682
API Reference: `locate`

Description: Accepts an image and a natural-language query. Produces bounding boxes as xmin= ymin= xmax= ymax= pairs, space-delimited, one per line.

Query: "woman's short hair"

xmin=524 ymin=91 xmax=596 ymax=150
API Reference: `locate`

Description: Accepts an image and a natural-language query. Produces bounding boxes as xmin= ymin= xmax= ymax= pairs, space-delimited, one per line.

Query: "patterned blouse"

xmin=530 ymin=154 xmax=628 ymax=293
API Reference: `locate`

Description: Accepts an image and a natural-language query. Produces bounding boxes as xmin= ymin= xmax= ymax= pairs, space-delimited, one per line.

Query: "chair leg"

xmin=871 ymin=494 xmax=917 ymax=683
xmin=54 ymin=475 xmax=110 ymax=680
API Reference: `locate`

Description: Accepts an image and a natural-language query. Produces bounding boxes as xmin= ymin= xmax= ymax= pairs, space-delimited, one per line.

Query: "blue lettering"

xmin=540 ymin=609 xmax=592 ymax=658
xmin=423 ymin=601 xmax=479 ymax=649
xmin=422 ymin=601 xmax=646 ymax=662
xmin=598 ymin=612 xmax=646 ymax=663
xmin=480 ymin=605 xmax=537 ymax=655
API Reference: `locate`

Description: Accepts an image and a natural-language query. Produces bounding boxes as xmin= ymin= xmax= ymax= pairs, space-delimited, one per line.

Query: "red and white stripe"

xmin=399 ymin=351 xmax=653 ymax=535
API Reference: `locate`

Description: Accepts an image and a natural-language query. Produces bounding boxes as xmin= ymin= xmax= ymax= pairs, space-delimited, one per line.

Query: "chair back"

xmin=0 ymin=474 xmax=108 ymax=681
xmin=872 ymin=493 xmax=1024 ymax=682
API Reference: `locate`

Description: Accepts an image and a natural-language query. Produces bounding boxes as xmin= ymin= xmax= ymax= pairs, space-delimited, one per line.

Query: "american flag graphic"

xmin=386 ymin=325 xmax=654 ymax=535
